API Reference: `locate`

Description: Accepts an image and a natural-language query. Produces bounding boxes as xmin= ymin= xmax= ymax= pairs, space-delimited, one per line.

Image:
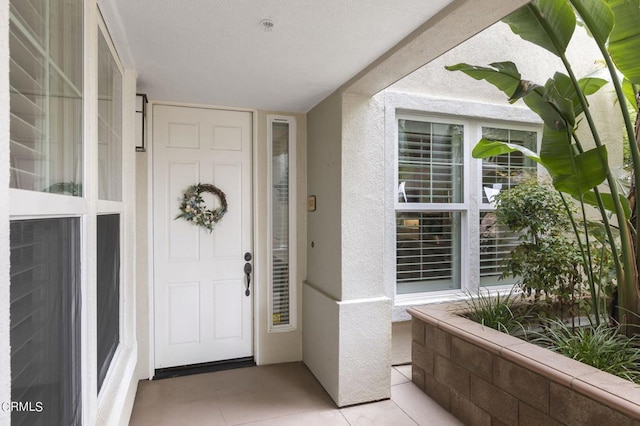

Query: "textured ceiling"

xmin=98 ymin=0 xmax=453 ymax=112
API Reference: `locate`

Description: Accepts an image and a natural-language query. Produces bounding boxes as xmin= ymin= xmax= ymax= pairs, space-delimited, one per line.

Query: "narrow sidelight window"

xmin=268 ymin=116 xmax=297 ymax=331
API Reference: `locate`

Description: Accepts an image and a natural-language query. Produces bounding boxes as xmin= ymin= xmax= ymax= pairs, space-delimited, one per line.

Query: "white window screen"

xmin=97 ymin=214 xmax=120 ymax=392
xmin=480 ymin=127 xmax=536 ymax=286
xmin=10 ymin=218 xmax=82 ymax=425
xmin=396 ymin=119 xmax=464 ymax=293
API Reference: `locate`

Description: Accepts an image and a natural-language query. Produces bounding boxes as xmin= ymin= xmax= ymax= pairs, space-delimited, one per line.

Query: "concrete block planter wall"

xmin=408 ymin=304 xmax=640 ymax=425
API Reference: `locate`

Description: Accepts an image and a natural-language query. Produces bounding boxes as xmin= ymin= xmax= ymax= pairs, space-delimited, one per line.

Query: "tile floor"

xmin=129 ymin=363 xmax=463 ymax=425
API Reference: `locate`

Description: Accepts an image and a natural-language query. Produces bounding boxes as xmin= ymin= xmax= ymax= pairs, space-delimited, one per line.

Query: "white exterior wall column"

xmin=305 ymin=91 xmax=391 ymax=407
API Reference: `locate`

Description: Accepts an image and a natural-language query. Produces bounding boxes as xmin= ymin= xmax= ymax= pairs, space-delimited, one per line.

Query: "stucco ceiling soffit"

xmin=342 ymin=0 xmax=533 ymax=98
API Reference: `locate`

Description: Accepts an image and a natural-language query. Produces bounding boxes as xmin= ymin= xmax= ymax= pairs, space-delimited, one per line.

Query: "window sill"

xmin=392 ymin=285 xmax=514 ymax=322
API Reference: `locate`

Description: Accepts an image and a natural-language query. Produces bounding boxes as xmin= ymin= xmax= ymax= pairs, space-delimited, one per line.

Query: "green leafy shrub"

xmin=494 ymin=180 xmax=585 ymax=318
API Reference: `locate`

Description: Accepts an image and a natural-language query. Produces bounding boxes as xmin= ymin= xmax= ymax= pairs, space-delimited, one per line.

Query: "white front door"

xmin=152 ymin=104 xmax=253 ymax=369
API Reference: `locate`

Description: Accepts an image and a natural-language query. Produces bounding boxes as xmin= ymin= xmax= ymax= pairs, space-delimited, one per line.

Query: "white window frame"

xmin=266 ymin=115 xmax=297 ymax=333
xmin=8 ymin=2 xmax=134 ymax=423
xmin=386 ymin=96 xmax=544 ymax=321
xmin=475 ymin=121 xmax=541 ymax=288
xmin=394 ymin=112 xmax=471 ymax=301
xmin=95 ymin=10 xmax=125 ymax=403
xmin=8 ymin=0 xmax=91 ymax=422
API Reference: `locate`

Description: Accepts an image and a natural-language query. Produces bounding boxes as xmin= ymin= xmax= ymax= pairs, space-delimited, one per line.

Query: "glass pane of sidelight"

xmin=272 ymin=121 xmax=291 ymax=327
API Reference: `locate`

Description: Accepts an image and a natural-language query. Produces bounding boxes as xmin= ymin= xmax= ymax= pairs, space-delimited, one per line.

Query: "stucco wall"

xmin=0 ymin=1 xmax=10 ymax=424
xmin=306 ymin=92 xmax=343 ymax=300
xmin=341 ymin=93 xmax=386 ymax=300
xmin=390 ymin=21 xmax=623 ymax=165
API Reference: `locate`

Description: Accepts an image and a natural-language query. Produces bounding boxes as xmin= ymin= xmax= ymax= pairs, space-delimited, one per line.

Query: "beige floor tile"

xmin=129 ymin=398 xmax=227 ymax=426
xmin=391 ymin=382 xmax=463 ymax=426
xmin=391 ymin=367 xmax=410 ymax=386
xmin=238 ymin=408 xmax=350 ymax=426
xmin=341 ymin=400 xmax=418 ymax=426
xmin=217 ymin=387 xmax=334 ymax=425
xmin=129 ymin=362 xmax=461 ymax=426
xmin=395 ymin=364 xmax=412 ymax=381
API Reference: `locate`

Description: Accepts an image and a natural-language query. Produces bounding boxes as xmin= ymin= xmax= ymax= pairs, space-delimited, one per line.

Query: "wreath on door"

xmin=175 ymin=183 xmax=228 ymax=232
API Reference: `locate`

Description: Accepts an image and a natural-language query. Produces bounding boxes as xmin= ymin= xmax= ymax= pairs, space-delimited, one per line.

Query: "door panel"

xmin=153 ymin=105 xmax=253 ymax=369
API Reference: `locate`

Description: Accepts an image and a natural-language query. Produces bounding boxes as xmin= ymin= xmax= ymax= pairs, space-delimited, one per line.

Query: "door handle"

xmin=244 ymin=261 xmax=252 ymax=296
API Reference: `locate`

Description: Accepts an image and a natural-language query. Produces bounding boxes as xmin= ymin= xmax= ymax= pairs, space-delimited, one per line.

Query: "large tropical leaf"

xmin=581 ymin=190 xmax=632 ymax=218
xmin=607 ymin=0 xmax=640 ymax=84
xmin=552 ymin=146 xmax=609 ymax=195
xmin=522 ymin=78 xmax=573 ymax=130
xmin=546 ymin=72 xmax=607 ymax=120
xmin=471 ymin=139 xmax=541 ymax=162
xmin=543 ymin=75 xmax=576 ymax=128
xmin=503 ymin=0 xmax=576 ymax=56
xmin=579 ymin=76 xmax=609 ymax=97
xmin=569 ymin=0 xmax=614 ymax=44
xmin=445 ymin=62 xmax=529 ymax=101
xmin=539 ymin=126 xmax=608 ymax=195
xmin=622 ymin=78 xmax=638 ymax=112
xmin=539 ymin=126 xmax=574 ymax=171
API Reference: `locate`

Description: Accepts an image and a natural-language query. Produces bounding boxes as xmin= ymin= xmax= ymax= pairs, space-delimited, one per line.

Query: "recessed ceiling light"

xmin=260 ymin=19 xmax=275 ymax=32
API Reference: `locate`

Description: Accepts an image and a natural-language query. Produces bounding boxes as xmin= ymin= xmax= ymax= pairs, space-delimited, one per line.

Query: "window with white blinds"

xmin=394 ymin=114 xmax=538 ymax=295
xmin=396 ymin=118 xmax=464 ymax=294
xmin=481 ymin=127 xmax=537 ymax=203
xmin=9 ymin=0 xmax=83 ymax=195
xmin=397 ymin=119 xmax=464 ymax=204
xmin=268 ymin=116 xmax=296 ymax=331
xmin=397 ymin=211 xmax=462 ymax=293
xmin=480 ymin=127 xmax=536 ymax=286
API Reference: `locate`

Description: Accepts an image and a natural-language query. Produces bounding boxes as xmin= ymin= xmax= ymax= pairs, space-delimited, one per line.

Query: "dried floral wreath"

xmin=175 ymin=183 xmax=228 ymax=232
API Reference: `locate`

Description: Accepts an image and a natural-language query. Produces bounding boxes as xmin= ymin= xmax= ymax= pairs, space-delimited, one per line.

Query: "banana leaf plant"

xmin=446 ymin=0 xmax=640 ymax=332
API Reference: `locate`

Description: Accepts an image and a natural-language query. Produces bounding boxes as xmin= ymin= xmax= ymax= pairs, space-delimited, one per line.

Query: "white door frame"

xmin=146 ymin=101 xmax=259 ymax=379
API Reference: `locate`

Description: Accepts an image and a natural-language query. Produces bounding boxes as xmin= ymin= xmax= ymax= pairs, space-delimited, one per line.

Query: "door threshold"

xmin=154 ymin=357 xmax=255 ymax=380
